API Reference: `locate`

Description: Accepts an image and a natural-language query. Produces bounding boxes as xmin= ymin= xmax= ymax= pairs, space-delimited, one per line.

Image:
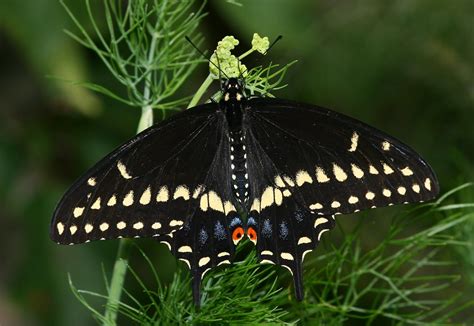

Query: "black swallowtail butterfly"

xmin=51 ymin=77 xmax=439 ymax=306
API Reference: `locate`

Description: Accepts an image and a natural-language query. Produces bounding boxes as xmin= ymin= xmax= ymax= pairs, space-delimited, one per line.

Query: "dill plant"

xmin=60 ymin=0 xmax=474 ymax=324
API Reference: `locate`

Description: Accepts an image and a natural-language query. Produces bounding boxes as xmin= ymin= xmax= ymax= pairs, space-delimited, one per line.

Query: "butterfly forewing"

xmin=51 ymin=104 xmax=225 ymax=244
xmin=246 ymin=98 xmax=439 ymax=217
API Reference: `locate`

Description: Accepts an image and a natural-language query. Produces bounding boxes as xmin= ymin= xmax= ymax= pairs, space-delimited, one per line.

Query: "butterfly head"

xmin=222 ymin=78 xmax=246 ymax=102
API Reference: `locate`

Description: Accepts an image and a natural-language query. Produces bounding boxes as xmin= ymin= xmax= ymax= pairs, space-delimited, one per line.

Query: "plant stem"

xmin=187 ymin=74 xmax=214 ymax=108
xmin=137 ymin=105 xmax=154 ymax=133
xmin=103 ymin=239 xmax=132 ymax=324
xmin=239 ymin=48 xmax=254 ymax=60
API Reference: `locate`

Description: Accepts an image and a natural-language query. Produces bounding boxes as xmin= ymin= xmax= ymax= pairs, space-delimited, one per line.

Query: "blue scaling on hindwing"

xmin=198 ymin=228 xmax=208 ymax=245
xmin=279 ymin=221 xmax=289 ymax=240
xmin=247 ymin=216 xmax=257 ymax=228
xmin=213 ymin=221 xmax=227 ymax=241
xmin=262 ymin=219 xmax=272 ymax=238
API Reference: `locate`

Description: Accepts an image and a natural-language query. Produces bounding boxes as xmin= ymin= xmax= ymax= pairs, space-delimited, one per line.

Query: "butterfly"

xmin=50 ymin=77 xmax=439 ymax=306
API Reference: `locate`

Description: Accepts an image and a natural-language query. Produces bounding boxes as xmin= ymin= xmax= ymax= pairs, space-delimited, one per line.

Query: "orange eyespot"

xmin=247 ymin=227 xmax=257 ymax=242
xmin=232 ymin=227 xmax=244 ymax=242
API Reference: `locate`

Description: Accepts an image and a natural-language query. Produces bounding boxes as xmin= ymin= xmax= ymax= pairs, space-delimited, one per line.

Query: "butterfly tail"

xmin=293 ymin=262 xmax=304 ymax=301
xmin=192 ymin=274 xmax=202 ymax=307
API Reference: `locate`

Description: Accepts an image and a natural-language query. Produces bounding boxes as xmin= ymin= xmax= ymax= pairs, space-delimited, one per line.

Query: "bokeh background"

xmin=1 ymin=0 xmax=473 ymax=324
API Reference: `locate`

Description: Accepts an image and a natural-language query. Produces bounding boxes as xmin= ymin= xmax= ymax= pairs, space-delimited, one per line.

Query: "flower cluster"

xmin=209 ymin=33 xmax=270 ymax=79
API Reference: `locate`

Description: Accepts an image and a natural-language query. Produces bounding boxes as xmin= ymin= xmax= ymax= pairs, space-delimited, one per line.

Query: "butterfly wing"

xmin=246 ymin=98 xmax=439 ymax=215
xmin=244 ymin=98 xmax=439 ymax=299
xmin=51 ymin=103 xmax=244 ymax=306
xmin=51 ymin=103 xmax=224 ymax=244
xmin=156 ymin=133 xmax=245 ymax=306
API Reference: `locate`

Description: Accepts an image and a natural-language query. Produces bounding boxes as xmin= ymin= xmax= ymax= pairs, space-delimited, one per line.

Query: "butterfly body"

xmin=51 ymin=77 xmax=439 ymax=306
xmin=220 ymin=78 xmax=251 ymax=207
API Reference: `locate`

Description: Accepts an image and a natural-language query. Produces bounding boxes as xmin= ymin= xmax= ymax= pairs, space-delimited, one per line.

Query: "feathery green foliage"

xmin=60 ymin=0 xmax=206 ymax=111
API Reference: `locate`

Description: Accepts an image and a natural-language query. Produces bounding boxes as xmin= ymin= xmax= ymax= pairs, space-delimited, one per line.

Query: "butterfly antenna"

xmin=265 ymin=35 xmax=283 ymax=55
xmin=185 ymin=36 xmax=228 ymax=80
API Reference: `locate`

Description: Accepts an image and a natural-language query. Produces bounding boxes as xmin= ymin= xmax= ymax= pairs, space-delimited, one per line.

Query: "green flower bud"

xmin=218 ymin=36 xmax=239 ymax=50
xmin=251 ymin=33 xmax=270 ymax=54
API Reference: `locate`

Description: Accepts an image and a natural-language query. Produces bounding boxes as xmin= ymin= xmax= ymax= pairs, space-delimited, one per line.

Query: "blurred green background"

xmin=0 ymin=0 xmax=473 ymax=324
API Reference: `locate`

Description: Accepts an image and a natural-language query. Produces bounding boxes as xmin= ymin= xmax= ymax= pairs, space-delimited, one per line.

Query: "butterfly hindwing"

xmin=159 ymin=210 xmax=243 ymax=306
xmin=249 ymin=203 xmax=335 ymax=300
xmin=51 ymin=104 xmax=226 ymax=244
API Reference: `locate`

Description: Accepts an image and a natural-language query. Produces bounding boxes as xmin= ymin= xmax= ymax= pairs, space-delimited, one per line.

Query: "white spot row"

xmin=177 ymin=253 xmax=230 ymax=271
xmin=269 ymin=162 xmax=415 ymax=201
xmin=258 ymin=232 xmax=326 ymax=265
xmin=74 ymin=184 xmax=206 ymax=218
xmin=55 ymin=219 xmax=181 ymax=236
xmin=307 ymin=178 xmax=432 ymax=212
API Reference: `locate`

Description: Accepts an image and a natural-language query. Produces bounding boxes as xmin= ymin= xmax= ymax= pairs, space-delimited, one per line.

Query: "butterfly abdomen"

xmin=230 ymin=131 xmax=250 ymax=205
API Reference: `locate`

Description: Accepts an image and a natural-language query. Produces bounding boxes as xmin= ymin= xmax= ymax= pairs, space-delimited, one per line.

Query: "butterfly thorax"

xmin=220 ymin=78 xmax=246 ymax=132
